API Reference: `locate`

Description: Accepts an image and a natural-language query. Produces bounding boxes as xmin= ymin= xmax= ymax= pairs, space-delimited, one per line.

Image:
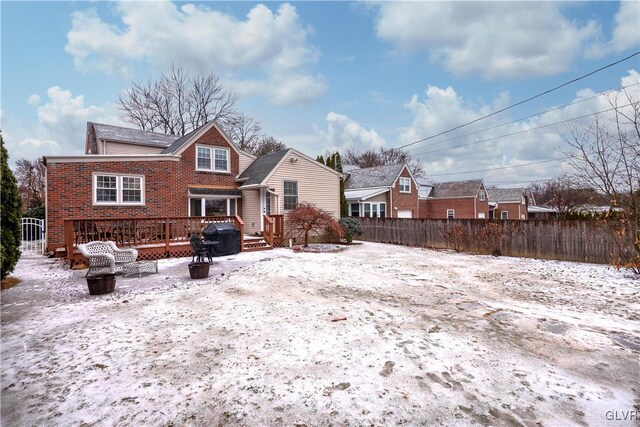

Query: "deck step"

xmin=242 ymin=239 xmax=272 ymax=252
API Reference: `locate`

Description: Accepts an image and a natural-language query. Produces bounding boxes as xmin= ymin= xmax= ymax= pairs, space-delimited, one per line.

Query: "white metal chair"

xmin=78 ymin=241 xmax=138 ymax=276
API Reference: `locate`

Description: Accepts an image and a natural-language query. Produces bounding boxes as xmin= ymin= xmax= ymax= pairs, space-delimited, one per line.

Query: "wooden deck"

xmin=63 ymin=214 xmax=285 ymax=264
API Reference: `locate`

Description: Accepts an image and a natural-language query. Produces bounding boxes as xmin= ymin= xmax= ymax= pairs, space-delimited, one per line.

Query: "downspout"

xmin=390 ymin=186 xmax=393 ymax=218
xmin=474 ymin=196 xmax=477 ymax=218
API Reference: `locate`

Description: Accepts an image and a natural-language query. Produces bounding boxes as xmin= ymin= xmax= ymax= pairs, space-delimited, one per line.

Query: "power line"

xmin=406 ymin=82 xmax=639 ymax=154
xmin=429 ymin=157 xmax=569 ymax=177
xmin=388 ymin=51 xmax=640 ymax=152
xmin=412 ymin=105 xmax=629 ymax=157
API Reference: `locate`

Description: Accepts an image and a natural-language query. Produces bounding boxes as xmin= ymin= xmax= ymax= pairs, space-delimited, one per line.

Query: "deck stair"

xmin=242 ymin=235 xmax=272 ymax=252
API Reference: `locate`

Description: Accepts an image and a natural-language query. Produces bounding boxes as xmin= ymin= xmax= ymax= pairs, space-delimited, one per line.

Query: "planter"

xmin=188 ymin=262 xmax=210 ymax=279
xmin=86 ymin=274 xmax=116 ymax=295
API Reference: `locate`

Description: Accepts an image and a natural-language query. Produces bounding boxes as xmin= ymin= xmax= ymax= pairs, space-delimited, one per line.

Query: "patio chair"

xmin=78 ymin=241 xmax=139 ymax=276
xmin=190 ymin=234 xmax=212 ymax=264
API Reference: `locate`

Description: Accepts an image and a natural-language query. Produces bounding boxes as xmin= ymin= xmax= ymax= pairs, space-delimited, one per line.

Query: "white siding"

xmin=104 ymin=142 xmax=165 ymax=155
xmin=238 ymin=151 xmax=255 ymax=175
xmin=363 ymin=193 xmax=388 ymax=203
xmin=265 ymin=153 xmax=340 ymax=219
xmin=242 ymin=189 xmax=261 ymax=235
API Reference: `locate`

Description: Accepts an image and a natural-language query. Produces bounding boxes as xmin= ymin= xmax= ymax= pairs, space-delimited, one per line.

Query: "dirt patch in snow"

xmin=1 ymin=243 xmax=639 ymax=426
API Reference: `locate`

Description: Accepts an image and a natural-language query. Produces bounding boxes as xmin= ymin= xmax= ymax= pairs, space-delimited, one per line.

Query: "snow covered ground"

xmin=1 ymin=242 xmax=639 ymax=426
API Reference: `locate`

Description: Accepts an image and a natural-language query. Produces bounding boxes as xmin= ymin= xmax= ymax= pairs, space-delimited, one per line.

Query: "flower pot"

xmin=188 ymin=262 xmax=210 ymax=279
xmin=86 ymin=274 xmax=116 ymax=295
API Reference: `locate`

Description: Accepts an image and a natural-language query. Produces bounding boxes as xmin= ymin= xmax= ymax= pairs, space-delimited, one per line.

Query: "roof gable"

xmin=163 ymin=120 xmax=244 ymax=157
xmin=344 ymin=163 xmax=405 ymax=189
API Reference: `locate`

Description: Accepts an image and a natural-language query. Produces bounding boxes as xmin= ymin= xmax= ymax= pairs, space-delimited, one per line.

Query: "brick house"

xmin=42 ymin=121 xmax=340 ymax=255
xmin=418 ymin=179 xmax=489 ymax=219
xmin=487 ymin=188 xmax=531 ymax=220
xmin=344 ymin=163 xmax=419 ymax=218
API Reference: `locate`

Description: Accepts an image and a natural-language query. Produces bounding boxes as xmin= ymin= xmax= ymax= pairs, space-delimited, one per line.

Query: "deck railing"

xmin=64 ymin=215 xmax=245 ymax=260
xmin=270 ymin=214 xmax=284 ymax=246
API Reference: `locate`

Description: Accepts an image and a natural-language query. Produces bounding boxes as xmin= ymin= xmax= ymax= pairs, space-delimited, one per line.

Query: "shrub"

xmin=476 ymin=223 xmax=504 ymax=256
xmin=23 ymin=203 xmax=45 ymax=220
xmin=1 ymin=136 xmax=22 ymax=279
xmin=287 ymin=203 xmax=343 ymax=247
xmin=339 ymin=217 xmax=363 ymax=243
xmin=444 ymin=223 xmax=469 ymax=253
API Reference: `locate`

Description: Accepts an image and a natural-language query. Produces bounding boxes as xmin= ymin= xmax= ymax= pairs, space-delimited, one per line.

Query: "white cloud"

xmin=65 ymin=2 xmax=325 ymax=106
xmin=3 ymin=87 xmax=120 ymax=162
xmin=318 ymin=112 xmax=386 ymax=153
xmin=610 ymin=1 xmax=640 ymax=53
xmin=27 ymin=95 xmax=41 ymax=106
xmin=235 ymin=73 xmax=327 ymax=107
xmin=374 ymin=2 xmax=600 ymax=79
xmin=399 ymin=70 xmax=640 ymax=185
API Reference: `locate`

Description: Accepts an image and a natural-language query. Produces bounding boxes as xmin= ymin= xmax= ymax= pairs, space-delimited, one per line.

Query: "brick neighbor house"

xmin=487 ymin=188 xmax=531 ymax=220
xmin=417 ymin=179 xmax=489 ymax=219
xmin=344 ymin=163 xmax=419 ymax=218
xmin=42 ymin=120 xmax=340 ymax=258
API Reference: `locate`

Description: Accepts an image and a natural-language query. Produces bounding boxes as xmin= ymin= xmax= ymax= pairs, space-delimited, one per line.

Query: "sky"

xmin=1 ymin=1 xmax=639 ymax=187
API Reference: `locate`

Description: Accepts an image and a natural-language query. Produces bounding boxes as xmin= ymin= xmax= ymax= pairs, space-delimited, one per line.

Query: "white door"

xmin=397 ymin=210 xmax=412 ymax=218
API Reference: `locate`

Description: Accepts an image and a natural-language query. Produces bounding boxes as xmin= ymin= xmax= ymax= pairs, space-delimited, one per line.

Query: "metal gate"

xmin=20 ymin=217 xmax=45 ymax=255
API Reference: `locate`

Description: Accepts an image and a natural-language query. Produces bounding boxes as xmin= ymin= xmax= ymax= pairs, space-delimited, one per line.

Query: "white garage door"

xmin=397 ymin=210 xmax=412 ymax=218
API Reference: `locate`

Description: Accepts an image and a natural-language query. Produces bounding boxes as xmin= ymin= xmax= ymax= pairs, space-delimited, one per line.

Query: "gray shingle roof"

xmin=488 ymin=188 xmax=526 ymax=203
xmin=161 ymin=124 xmax=205 ymax=154
xmin=91 ymin=122 xmax=179 ymax=147
xmin=429 ymin=179 xmax=483 ymax=198
xmin=344 ymin=163 xmax=405 ymax=189
xmin=188 ymin=188 xmax=242 ymax=196
xmin=238 ymin=149 xmax=290 ymax=186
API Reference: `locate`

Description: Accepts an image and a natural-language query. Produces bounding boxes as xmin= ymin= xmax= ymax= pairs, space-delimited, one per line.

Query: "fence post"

xmin=64 ymin=220 xmax=74 ymax=261
xmin=165 ymin=217 xmax=170 ymax=255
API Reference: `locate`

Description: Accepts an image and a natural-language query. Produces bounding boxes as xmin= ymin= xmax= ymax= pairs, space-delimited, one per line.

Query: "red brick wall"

xmin=46 ymin=126 xmax=242 ymax=249
xmin=390 ymin=168 xmax=418 ymax=218
xmin=418 ymin=197 xmax=489 ymax=219
xmin=496 ymin=202 xmax=526 ymax=220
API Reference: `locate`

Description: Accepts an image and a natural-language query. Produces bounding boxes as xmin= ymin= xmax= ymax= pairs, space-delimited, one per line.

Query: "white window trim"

xmin=93 ymin=173 xmax=145 ymax=206
xmin=501 ymin=211 xmax=509 ymax=220
xmin=478 ymin=190 xmax=485 ymax=201
xmin=447 ymin=209 xmax=455 ymax=219
xmin=283 ymin=180 xmax=299 ymax=211
xmin=196 ymin=145 xmax=230 ymax=173
xmin=189 ymin=197 xmax=236 ymax=216
xmin=399 ymin=177 xmax=411 ymax=193
xmin=361 ymin=202 xmax=386 ymax=218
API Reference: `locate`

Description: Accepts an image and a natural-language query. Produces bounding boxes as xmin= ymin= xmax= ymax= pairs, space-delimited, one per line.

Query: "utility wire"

xmin=412 ymin=105 xmax=630 ymax=157
xmin=388 ymin=51 xmax=640 ymax=152
xmin=406 ymin=82 xmax=639 ymax=153
xmin=428 ymin=157 xmax=570 ymax=177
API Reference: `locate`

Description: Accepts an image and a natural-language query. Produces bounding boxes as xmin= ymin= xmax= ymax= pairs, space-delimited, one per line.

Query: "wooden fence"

xmin=359 ymin=218 xmax=625 ymax=264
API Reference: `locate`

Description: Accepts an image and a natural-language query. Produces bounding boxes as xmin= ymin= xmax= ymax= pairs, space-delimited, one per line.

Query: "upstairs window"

xmin=94 ymin=174 xmax=144 ymax=206
xmin=196 ymin=145 xmax=229 ymax=173
xmin=284 ymin=181 xmax=298 ymax=210
xmin=478 ymin=190 xmax=486 ymax=201
xmin=399 ymin=177 xmax=411 ymax=193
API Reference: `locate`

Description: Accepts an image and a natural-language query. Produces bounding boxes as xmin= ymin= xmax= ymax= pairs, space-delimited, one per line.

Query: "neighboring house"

xmin=528 ymin=205 xmax=558 ymax=220
xmin=238 ymin=149 xmax=340 ymax=235
xmin=344 ymin=163 xmax=419 ymax=218
xmin=42 ymin=121 xmax=340 ymax=256
xmin=488 ymin=188 xmax=530 ymax=220
xmin=418 ymin=179 xmax=489 ymax=219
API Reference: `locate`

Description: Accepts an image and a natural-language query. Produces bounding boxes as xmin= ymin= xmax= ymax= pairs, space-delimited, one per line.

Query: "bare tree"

xmin=222 ymin=113 xmax=263 ymax=152
xmin=252 ymin=136 xmax=287 ymax=157
xmin=562 ymin=88 xmax=640 ymax=272
xmin=118 ymin=64 xmax=239 ymax=136
xmin=530 ymin=176 xmax=607 ymax=214
xmin=13 ymin=158 xmax=45 ymax=210
xmin=343 ymin=147 xmax=425 ymax=177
